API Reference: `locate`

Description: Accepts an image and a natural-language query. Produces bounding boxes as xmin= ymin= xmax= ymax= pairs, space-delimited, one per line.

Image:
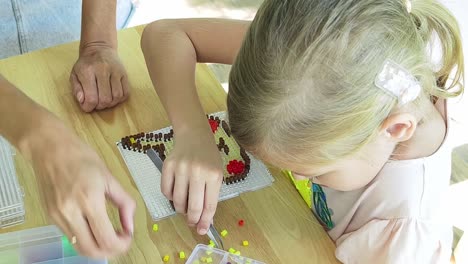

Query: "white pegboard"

xmin=117 ymin=112 xmax=274 ymax=221
xmin=0 ymin=136 xmax=25 ymax=228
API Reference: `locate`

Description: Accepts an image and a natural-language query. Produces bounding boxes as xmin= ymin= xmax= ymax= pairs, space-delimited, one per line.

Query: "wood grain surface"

xmin=0 ymin=25 xmax=338 ymax=264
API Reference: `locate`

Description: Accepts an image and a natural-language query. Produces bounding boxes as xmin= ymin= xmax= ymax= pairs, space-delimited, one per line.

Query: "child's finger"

xmin=187 ymin=178 xmax=205 ymax=226
xmin=161 ymin=160 xmax=176 ymax=200
xmin=197 ymin=179 xmax=221 ymax=235
xmin=173 ymin=166 xmax=190 ymax=214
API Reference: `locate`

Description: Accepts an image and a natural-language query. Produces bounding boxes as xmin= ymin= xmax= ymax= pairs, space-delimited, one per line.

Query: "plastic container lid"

xmin=186 ymin=244 xmax=266 ymax=264
xmin=0 ymin=225 xmax=107 ymax=264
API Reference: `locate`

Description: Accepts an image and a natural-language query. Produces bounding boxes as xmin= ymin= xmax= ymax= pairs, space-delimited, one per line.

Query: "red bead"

xmin=238 ymin=219 xmax=244 ymax=226
xmin=226 ymin=160 xmax=246 ymax=175
xmin=208 ymin=119 xmax=219 ymax=133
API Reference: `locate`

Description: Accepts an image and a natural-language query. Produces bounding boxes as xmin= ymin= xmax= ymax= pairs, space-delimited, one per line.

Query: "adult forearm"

xmin=0 ymin=76 xmax=63 ymax=160
xmin=80 ymin=0 xmax=118 ymax=52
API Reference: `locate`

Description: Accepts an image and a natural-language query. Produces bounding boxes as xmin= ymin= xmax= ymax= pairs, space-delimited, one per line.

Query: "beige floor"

xmin=129 ymin=0 xmax=468 ymax=258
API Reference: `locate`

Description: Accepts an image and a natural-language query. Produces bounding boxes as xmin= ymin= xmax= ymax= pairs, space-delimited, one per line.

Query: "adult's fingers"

xmin=96 ymin=73 xmax=112 ymax=110
xmin=64 ymin=212 xmax=103 ymax=258
xmin=77 ymin=73 xmax=99 ymax=112
xmin=121 ymin=75 xmax=130 ymax=100
xmin=197 ymin=179 xmax=221 ymax=235
xmin=70 ymin=73 xmax=85 ymax=104
xmin=85 ymin=195 xmax=132 ymax=257
xmin=106 ymin=176 xmax=136 ymax=235
xmin=110 ymin=74 xmax=124 ymax=106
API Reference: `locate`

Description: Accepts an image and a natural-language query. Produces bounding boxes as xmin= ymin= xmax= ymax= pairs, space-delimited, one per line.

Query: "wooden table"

xmin=0 ymin=26 xmax=338 ymax=264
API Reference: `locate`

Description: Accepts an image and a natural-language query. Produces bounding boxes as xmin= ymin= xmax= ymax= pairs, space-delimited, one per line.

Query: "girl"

xmin=141 ymin=0 xmax=464 ymax=262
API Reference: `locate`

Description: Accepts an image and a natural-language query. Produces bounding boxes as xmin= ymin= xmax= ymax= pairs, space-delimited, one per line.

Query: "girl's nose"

xmin=293 ymin=172 xmax=309 ymax=181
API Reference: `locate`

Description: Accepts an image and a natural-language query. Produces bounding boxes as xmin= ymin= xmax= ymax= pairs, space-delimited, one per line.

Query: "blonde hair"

xmin=227 ymin=0 xmax=464 ymax=165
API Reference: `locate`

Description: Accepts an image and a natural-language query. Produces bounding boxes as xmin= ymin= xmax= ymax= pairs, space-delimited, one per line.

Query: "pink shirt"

xmin=318 ymin=102 xmax=453 ymax=263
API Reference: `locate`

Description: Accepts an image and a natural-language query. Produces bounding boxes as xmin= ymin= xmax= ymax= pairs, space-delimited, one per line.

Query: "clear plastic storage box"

xmin=186 ymin=244 xmax=265 ymax=264
xmin=0 ymin=225 xmax=107 ymax=264
xmin=0 ymin=136 xmax=25 ymax=228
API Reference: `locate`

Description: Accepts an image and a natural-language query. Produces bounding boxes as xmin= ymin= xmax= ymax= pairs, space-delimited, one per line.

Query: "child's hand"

xmin=161 ymin=128 xmax=223 ymax=235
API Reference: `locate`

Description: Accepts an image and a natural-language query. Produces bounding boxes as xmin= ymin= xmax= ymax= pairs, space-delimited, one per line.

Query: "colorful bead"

xmin=208 ymin=119 xmax=219 ymax=133
xmin=238 ymin=219 xmax=245 ymax=226
xmin=179 ymin=251 xmax=186 ymax=259
xmin=226 ymin=160 xmax=245 ymax=175
xmin=163 ymin=255 xmax=170 ymax=262
xmin=152 ymin=224 xmax=158 ymax=232
xmin=242 ymin=240 xmax=249 ymax=246
xmin=220 ymin=229 xmax=228 ymax=237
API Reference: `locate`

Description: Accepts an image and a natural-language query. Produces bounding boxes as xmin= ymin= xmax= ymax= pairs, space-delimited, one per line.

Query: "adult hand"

xmin=161 ymin=126 xmax=223 ymax=235
xmin=70 ymin=46 xmax=129 ymax=112
xmin=27 ymin=120 xmax=135 ymax=258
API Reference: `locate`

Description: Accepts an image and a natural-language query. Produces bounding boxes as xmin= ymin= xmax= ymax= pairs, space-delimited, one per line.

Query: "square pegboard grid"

xmin=116 ymin=112 xmax=274 ymax=221
xmin=0 ymin=136 xmax=25 ymax=228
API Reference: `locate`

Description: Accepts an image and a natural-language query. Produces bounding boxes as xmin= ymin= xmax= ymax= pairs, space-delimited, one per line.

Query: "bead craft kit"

xmin=116 ymin=112 xmax=274 ymax=221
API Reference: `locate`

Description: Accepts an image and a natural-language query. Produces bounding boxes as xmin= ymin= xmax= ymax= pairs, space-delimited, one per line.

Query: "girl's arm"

xmin=141 ymin=18 xmax=248 ymax=132
xmin=141 ymin=19 xmax=249 ymax=235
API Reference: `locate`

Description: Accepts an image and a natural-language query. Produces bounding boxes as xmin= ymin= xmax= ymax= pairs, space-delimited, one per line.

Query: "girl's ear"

xmin=379 ymin=113 xmax=418 ymax=142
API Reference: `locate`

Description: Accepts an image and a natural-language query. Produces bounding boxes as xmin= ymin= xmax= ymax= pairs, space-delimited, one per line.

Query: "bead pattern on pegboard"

xmin=119 ymin=114 xmax=251 ymax=185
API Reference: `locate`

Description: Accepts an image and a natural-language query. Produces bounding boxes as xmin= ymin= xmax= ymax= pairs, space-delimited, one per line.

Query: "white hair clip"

xmin=374 ymin=59 xmax=421 ymax=105
xmin=405 ymin=0 xmax=412 ymax=13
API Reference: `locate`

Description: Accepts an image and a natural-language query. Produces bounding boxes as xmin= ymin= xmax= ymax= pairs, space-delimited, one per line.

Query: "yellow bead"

xmin=152 ymin=224 xmax=158 ymax=232
xmin=200 ymin=257 xmax=207 ymax=262
xmin=130 ymin=137 xmax=136 ymax=144
xmin=228 ymin=248 xmax=236 ymax=254
xmin=179 ymin=251 xmax=186 ymax=259
xmin=220 ymin=229 xmax=228 ymax=237
xmin=234 ymin=251 xmax=241 ymax=256
xmin=206 ymin=257 xmax=213 ymax=263
xmin=207 ymin=243 xmax=214 ymax=248
xmin=163 ymin=255 xmax=170 ymax=262
xmin=242 ymin=240 xmax=249 ymax=246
